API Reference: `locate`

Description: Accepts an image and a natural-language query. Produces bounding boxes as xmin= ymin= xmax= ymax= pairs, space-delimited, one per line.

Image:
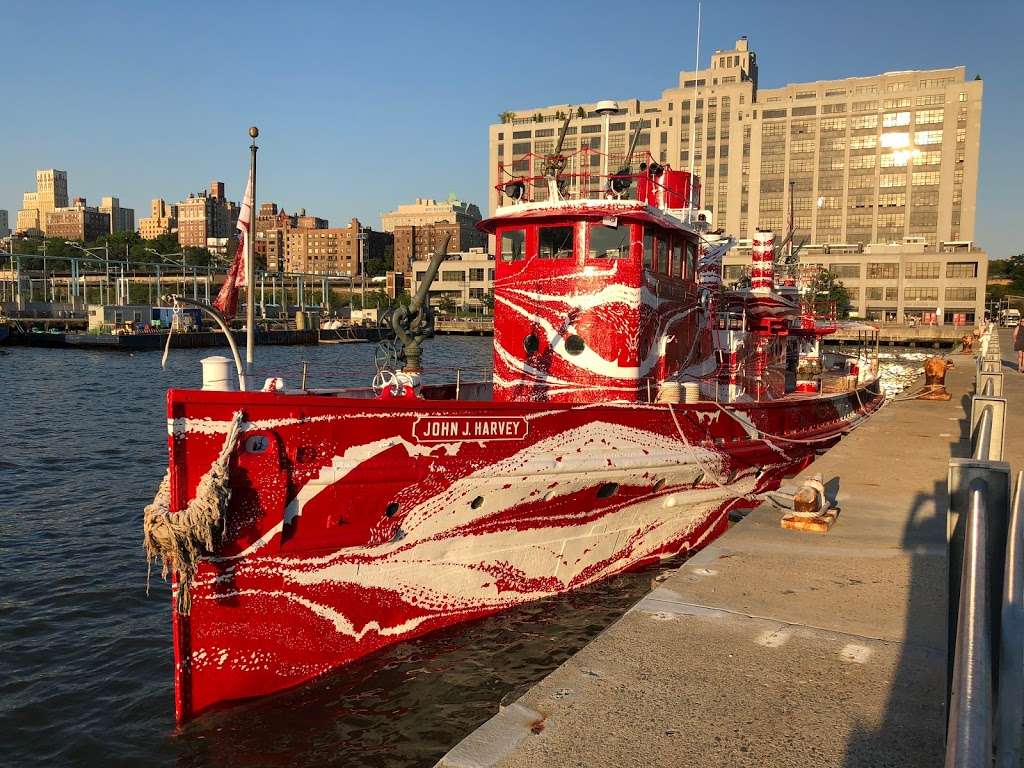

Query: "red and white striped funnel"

xmin=751 ymin=230 xmax=775 ymax=294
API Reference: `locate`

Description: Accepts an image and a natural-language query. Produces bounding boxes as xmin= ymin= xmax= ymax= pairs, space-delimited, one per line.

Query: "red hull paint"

xmin=167 ymin=383 xmax=882 ymax=721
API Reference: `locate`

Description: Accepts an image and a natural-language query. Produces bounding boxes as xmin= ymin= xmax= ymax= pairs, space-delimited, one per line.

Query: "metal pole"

xmin=945 ymin=482 xmax=993 ymax=767
xmin=246 ymin=126 xmax=259 ymax=381
xmin=686 ymin=0 xmax=702 ymax=220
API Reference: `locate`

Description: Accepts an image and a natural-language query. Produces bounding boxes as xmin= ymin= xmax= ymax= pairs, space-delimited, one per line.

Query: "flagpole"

xmin=246 ymin=126 xmax=259 ymax=383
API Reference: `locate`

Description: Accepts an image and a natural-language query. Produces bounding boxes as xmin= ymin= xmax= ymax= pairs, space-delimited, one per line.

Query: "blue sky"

xmin=4 ymin=0 xmax=1021 ymax=258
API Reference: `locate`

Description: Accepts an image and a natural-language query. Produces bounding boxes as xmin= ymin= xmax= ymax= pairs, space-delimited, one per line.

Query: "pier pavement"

xmin=440 ymin=331 xmax=1023 ymax=768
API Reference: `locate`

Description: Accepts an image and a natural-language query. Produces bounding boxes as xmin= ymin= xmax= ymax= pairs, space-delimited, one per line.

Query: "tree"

xmin=481 ymin=289 xmax=495 ymax=314
xmin=814 ymin=270 xmax=852 ymax=319
xmin=437 ymin=294 xmax=457 ymax=315
xmin=576 ymin=106 xmax=586 ymax=118
xmin=498 ymin=111 xmax=515 ymax=124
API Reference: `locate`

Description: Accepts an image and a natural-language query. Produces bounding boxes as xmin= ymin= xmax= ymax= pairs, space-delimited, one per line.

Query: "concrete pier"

xmin=440 ymin=332 xmax=1023 ymax=767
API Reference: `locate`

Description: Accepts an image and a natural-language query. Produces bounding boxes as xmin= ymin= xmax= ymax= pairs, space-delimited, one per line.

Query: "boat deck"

xmin=439 ymin=337 xmax=1023 ymax=767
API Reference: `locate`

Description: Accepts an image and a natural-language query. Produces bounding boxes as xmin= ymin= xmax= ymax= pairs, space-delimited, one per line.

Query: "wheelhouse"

xmin=479 ymin=203 xmax=706 ymax=405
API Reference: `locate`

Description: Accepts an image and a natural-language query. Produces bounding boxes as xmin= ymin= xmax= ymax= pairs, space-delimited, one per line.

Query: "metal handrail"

xmin=946 ymin=483 xmax=994 ymax=767
xmin=996 ymin=472 xmax=1024 ymax=767
xmin=972 ymin=405 xmax=994 ymax=462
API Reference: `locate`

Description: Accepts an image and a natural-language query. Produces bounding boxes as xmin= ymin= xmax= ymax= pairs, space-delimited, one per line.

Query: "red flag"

xmin=212 ymin=168 xmax=253 ymax=317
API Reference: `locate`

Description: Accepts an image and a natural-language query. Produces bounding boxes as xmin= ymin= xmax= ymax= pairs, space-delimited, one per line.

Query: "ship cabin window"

xmin=672 ymin=241 xmax=683 ymax=278
xmin=656 ymin=236 xmax=669 ymax=273
xmin=686 ymin=240 xmax=697 ymax=278
xmin=643 ymin=226 xmax=655 ymax=269
xmin=587 ymin=222 xmax=629 ymax=259
xmin=500 ymin=228 xmax=526 ymax=261
xmin=538 ymin=226 xmax=574 ymax=259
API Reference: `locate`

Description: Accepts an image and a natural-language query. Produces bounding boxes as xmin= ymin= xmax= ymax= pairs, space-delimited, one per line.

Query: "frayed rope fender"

xmin=143 ymin=410 xmax=245 ymax=614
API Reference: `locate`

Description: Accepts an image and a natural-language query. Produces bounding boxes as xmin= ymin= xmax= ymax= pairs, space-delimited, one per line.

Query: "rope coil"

xmin=143 ymin=410 xmax=245 ymax=614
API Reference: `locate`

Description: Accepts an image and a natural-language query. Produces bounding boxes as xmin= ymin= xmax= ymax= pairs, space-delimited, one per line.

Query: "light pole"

xmin=145 ymin=247 xmax=186 ymax=300
xmin=66 ymin=241 xmax=111 ymax=305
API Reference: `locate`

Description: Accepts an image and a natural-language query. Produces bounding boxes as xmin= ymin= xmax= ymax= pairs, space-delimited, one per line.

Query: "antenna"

xmin=686 ymin=0 xmax=702 ymax=221
xmin=542 ymin=110 xmax=574 ymax=200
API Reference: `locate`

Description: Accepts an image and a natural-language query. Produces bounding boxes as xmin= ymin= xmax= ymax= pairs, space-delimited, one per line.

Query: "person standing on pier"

xmin=1014 ymin=320 xmax=1024 ymax=372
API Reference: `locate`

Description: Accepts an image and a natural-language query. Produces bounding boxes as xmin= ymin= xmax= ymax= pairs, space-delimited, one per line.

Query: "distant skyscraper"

xmin=0 ymin=209 xmax=9 ymax=237
xmin=16 ymin=169 xmax=69 ymax=235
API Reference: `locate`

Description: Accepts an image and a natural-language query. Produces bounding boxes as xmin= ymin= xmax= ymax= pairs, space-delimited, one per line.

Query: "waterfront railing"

xmin=946 ymin=325 xmax=1022 ymax=767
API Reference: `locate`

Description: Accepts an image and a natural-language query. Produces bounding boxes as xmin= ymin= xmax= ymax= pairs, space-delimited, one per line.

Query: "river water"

xmin=0 ymin=338 xmax=674 ymax=768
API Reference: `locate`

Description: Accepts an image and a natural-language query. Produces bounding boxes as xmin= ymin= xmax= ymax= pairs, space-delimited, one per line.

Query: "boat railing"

xmin=495 ymin=148 xmax=700 ymax=210
xmin=945 ymin=324 xmax=1021 ymax=767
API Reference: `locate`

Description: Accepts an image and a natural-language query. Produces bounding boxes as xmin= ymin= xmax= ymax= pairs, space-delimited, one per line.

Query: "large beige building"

xmin=380 ymin=197 xmax=482 ymax=232
xmin=723 ymin=239 xmax=987 ymax=324
xmin=139 ymin=198 xmax=178 ymax=239
xmin=16 ymin=169 xmax=69 ymax=235
xmin=488 ymin=37 xmax=982 ymax=247
xmin=381 ymin=197 xmax=484 ymax=275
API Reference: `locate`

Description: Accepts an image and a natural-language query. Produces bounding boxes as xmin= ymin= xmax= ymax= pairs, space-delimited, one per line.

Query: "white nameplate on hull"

xmin=413 ymin=416 xmax=530 ymax=443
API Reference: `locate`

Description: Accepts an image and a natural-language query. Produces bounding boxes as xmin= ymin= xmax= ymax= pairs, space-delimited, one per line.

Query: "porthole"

xmin=652 ymin=478 xmax=667 ymax=492
xmin=523 ymin=333 xmax=539 ymax=354
xmin=565 ymin=334 xmax=585 ymax=355
xmin=385 ymin=502 xmax=399 ymax=518
xmin=471 ymin=496 xmax=484 ymax=509
xmin=597 ymin=482 xmax=619 ymax=499
xmin=245 ymin=435 xmax=269 ymax=453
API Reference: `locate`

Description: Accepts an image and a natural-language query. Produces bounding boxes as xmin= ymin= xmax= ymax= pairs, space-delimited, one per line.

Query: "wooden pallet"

xmin=781 ymin=507 xmax=839 ymax=534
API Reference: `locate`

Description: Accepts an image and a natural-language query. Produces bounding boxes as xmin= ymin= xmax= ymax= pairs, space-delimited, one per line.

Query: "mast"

xmin=686 ymin=0 xmax=702 ymax=221
xmin=246 ymin=126 xmax=258 ymax=380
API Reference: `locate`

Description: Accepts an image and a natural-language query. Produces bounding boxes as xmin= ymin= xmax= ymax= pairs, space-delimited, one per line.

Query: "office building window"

xmin=867 ymin=263 xmax=899 ymax=279
xmin=905 ymin=287 xmax=939 ymax=301
xmin=946 ymin=262 xmax=978 ymax=279
xmin=916 ymin=109 xmax=945 ymax=125
xmin=905 ymin=262 xmax=940 ymax=279
xmin=945 ymin=287 xmax=976 ymax=301
xmin=830 ymin=263 xmax=861 ymax=278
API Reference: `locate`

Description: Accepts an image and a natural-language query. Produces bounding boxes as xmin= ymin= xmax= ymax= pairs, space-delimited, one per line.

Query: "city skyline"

xmin=3 ymin=0 xmax=1021 ymax=258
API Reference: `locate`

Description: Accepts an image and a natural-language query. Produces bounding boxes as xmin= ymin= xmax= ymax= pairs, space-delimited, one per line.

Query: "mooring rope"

xmin=143 ymin=410 xmax=245 ymax=614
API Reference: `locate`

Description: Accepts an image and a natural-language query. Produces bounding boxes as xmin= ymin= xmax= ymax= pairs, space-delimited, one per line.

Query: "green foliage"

xmin=481 ymin=289 xmax=495 ymax=312
xmin=395 ymin=290 xmax=412 ymax=307
xmin=437 ymin=295 xmax=457 ymax=314
xmin=814 ymin=270 xmax=852 ymax=319
xmin=576 ymin=106 xmax=585 ymax=118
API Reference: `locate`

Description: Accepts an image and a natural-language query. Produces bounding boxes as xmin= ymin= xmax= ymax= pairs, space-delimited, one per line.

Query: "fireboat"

xmin=144 ymin=117 xmax=883 ymax=722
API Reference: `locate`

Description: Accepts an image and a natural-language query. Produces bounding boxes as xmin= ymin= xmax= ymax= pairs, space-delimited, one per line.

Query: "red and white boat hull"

xmin=166 ymin=384 xmax=881 ymax=720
